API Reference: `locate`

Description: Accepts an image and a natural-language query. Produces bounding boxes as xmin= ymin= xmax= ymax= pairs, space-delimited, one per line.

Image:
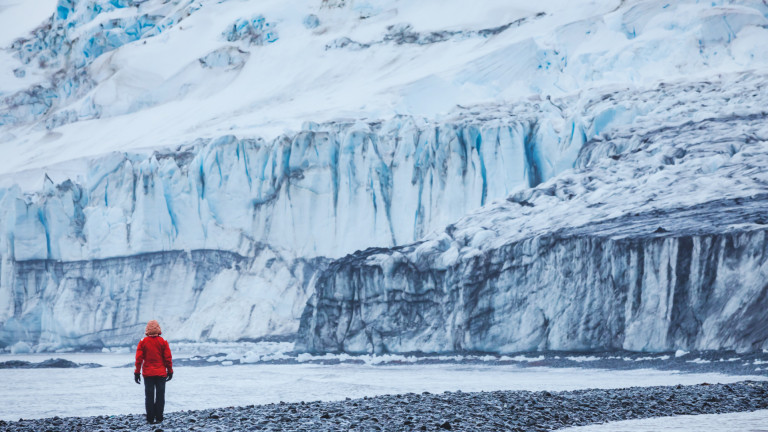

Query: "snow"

xmin=0 ymin=5 xmax=766 ymax=428
xmin=566 ymin=356 xmax=601 ymax=363
xmin=1 ymin=0 xmax=768 ymax=353
xmin=560 ymin=410 xmax=768 ymax=432
xmin=2 ymin=0 xmax=768 ymax=173
xmin=0 ymin=351 xmax=765 ymax=421
xmin=0 ymin=0 xmax=58 ymax=48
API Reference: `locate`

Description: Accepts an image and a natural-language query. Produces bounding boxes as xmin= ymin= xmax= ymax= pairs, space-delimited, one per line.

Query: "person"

xmin=134 ymin=320 xmax=173 ymax=424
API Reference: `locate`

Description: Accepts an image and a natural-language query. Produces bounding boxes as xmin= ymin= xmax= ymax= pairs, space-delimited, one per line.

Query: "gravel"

xmin=0 ymin=358 xmax=100 ymax=369
xmin=2 ymin=381 xmax=766 ymax=431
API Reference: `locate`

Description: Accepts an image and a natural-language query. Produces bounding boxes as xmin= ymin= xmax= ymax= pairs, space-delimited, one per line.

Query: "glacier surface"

xmin=0 ymin=0 xmax=767 ymax=352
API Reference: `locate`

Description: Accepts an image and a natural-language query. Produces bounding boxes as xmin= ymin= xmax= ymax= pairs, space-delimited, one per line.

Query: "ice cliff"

xmin=1 ymin=0 xmax=767 ymax=351
xmin=0 ymin=111 xmax=582 ymax=262
xmin=298 ymin=73 xmax=768 ymax=354
xmin=0 ymin=104 xmax=583 ymax=349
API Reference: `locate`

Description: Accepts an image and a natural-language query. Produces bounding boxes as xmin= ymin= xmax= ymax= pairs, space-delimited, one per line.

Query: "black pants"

xmin=143 ymin=376 xmax=166 ymax=422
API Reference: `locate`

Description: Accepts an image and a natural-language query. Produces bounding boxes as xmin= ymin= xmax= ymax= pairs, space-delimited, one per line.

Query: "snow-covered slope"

xmin=2 ymin=0 xmax=767 ymax=175
xmin=1 ymin=0 xmax=767 ymax=351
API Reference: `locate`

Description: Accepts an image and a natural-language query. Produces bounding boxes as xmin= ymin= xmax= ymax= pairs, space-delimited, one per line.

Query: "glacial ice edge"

xmin=297 ymin=200 xmax=768 ymax=354
xmin=2 ymin=69 xmax=768 ymax=353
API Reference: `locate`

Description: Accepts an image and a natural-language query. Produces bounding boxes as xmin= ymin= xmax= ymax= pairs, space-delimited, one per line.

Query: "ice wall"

xmin=297 ymin=208 xmax=768 ymax=354
xmin=0 ymin=108 xmax=585 ymax=349
xmin=0 ymin=247 xmax=323 ymax=350
xmin=296 ymin=73 xmax=768 ymax=354
xmin=0 ymin=111 xmax=583 ymax=262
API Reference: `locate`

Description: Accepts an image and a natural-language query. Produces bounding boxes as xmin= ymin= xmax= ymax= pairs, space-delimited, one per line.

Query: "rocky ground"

xmin=0 ymin=358 xmax=100 ymax=369
xmin=2 ymin=381 xmax=767 ymax=431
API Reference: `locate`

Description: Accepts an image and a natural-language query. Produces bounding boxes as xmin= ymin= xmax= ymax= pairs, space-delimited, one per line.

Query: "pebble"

xmin=1 ymin=381 xmax=766 ymax=431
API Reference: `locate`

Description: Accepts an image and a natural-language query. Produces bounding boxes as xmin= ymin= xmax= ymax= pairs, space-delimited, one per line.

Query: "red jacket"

xmin=135 ymin=336 xmax=173 ymax=377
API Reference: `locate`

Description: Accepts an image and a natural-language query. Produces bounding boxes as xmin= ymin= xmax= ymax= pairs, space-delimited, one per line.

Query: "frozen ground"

xmin=1 ymin=350 xmax=766 ymax=422
xmin=561 ymin=409 xmax=768 ymax=432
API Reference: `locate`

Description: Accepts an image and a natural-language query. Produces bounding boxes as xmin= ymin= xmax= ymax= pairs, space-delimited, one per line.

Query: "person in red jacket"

xmin=134 ymin=320 xmax=173 ymax=424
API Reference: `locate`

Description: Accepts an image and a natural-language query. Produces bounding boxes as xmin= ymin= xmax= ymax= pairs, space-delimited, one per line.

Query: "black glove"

xmin=134 ymin=373 xmax=141 ymax=384
xmin=165 ymin=372 xmax=173 ymax=382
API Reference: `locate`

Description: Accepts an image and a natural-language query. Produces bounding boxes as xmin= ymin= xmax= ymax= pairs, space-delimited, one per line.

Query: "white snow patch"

xmin=566 ymin=356 xmax=601 ymax=362
xmin=560 ymin=409 xmax=768 ymax=432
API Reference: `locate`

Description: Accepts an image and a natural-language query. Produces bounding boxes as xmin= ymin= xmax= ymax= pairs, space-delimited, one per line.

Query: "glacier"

xmin=298 ymin=72 xmax=768 ymax=354
xmin=0 ymin=0 xmax=767 ymax=352
xmin=0 ymin=106 xmax=584 ymax=349
xmin=2 ymin=248 xmax=323 ymax=351
xmin=0 ymin=108 xmax=584 ymax=262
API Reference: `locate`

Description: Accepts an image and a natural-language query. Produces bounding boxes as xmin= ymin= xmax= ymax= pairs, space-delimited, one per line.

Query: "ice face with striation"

xmin=1 ymin=0 xmax=768 ymax=351
xmin=297 ymin=73 xmax=768 ymax=354
xmin=1 ymin=248 xmax=323 ymax=351
xmin=0 ymin=107 xmax=583 ymax=349
xmin=0 ymin=109 xmax=583 ymax=262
